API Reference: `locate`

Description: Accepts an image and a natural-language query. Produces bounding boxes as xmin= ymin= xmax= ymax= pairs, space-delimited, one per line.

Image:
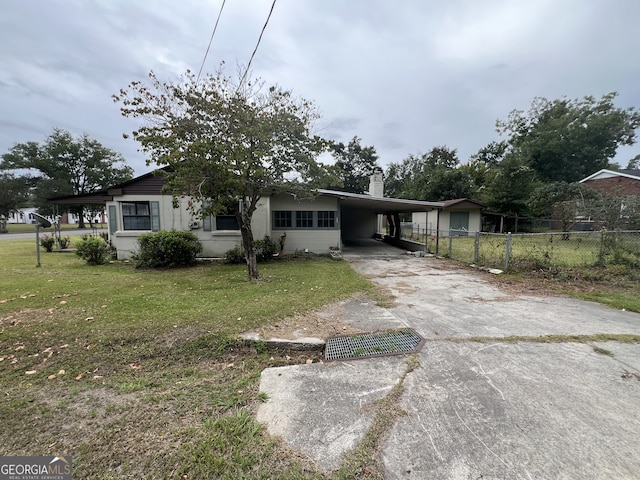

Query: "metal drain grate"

xmin=325 ymin=328 xmax=425 ymax=361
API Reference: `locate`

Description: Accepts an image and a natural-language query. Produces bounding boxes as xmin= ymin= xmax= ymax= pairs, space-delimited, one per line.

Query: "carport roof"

xmin=317 ymin=189 xmax=443 ymax=213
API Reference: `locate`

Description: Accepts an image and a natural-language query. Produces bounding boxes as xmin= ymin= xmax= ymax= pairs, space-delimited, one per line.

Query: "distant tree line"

xmin=0 ymin=129 xmax=134 ymax=231
xmin=326 ymin=92 xmax=640 ymax=230
xmin=2 ymin=91 xmax=639 ymax=239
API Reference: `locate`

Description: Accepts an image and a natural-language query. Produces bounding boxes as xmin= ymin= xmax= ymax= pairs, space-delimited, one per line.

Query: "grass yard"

xmin=0 ymin=239 xmax=374 ymax=479
xmin=447 ymin=231 xmax=640 ymax=270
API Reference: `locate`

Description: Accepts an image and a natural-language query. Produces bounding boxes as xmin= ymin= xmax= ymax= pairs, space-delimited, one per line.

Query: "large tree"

xmin=114 ymin=69 xmax=327 ymax=280
xmin=1 ymin=129 xmax=134 ymax=227
xmin=497 ymin=93 xmax=640 ymax=183
xmin=0 ymin=173 xmax=30 ymax=232
xmin=325 ymin=136 xmax=380 ymax=193
xmin=384 ymin=146 xmax=472 ymax=201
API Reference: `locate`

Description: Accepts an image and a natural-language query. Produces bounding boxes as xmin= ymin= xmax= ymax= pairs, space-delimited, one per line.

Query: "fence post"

xmin=423 ymin=228 xmax=427 ymax=254
xmin=504 ymin=232 xmax=512 ymax=270
xmin=474 ymin=231 xmax=480 ymax=263
xmin=448 ymin=231 xmax=453 ymax=257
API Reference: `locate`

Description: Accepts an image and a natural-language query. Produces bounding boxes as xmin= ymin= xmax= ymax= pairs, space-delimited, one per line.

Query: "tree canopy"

xmin=1 ymin=129 xmax=133 ymax=226
xmin=114 ymin=69 xmax=327 ymax=279
xmin=324 ymin=136 xmax=380 ymax=193
xmin=0 ymin=173 xmax=30 ymax=232
xmin=497 ymin=93 xmax=640 ymax=183
xmin=384 ymin=146 xmax=472 ymax=201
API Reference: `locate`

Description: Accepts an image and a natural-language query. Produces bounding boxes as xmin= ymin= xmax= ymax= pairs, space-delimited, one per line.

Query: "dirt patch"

xmin=250 ymin=301 xmax=366 ymax=341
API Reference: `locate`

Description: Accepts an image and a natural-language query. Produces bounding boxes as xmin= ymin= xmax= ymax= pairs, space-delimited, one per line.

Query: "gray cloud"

xmin=1 ymin=0 xmax=639 ymax=176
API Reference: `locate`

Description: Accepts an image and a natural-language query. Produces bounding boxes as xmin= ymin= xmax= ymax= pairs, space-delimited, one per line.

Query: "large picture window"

xmin=122 ymin=202 xmax=151 ymax=230
xmin=216 ymin=215 xmax=240 ymax=230
xmin=121 ymin=201 xmax=160 ymax=231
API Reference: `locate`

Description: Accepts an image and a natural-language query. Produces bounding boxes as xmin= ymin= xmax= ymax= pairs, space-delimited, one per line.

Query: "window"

xmin=317 ymin=211 xmax=335 ymax=228
xmin=274 ymin=211 xmax=292 ymax=228
xmin=273 ymin=210 xmax=337 ymax=229
xmin=122 ymin=201 xmax=160 ymax=231
xmin=296 ymin=211 xmax=314 ymax=228
xmin=216 ymin=215 xmax=240 ymax=230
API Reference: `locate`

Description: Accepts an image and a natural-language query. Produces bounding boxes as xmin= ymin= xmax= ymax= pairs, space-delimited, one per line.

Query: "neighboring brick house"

xmin=580 ymin=169 xmax=640 ymax=197
xmin=579 ymin=169 xmax=640 ymax=228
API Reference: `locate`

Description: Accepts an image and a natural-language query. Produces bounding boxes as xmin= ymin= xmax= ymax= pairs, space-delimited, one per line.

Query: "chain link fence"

xmin=399 ymin=224 xmax=640 ymax=271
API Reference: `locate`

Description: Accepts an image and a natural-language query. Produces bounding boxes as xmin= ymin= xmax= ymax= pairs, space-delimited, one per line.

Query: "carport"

xmin=316 ymin=189 xmax=443 ymax=250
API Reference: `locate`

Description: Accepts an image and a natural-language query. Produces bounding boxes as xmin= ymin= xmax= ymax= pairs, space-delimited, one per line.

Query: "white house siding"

xmin=412 ymin=209 xmax=482 ymax=237
xmin=106 ymin=192 xmax=341 ymax=259
xmin=107 ymin=194 xmax=247 ymax=259
xmin=269 ymin=193 xmax=340 ymax=254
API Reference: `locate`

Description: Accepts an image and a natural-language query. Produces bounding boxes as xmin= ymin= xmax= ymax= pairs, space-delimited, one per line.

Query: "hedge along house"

xmin=50 ymin=169 xmax=443 ymax=259
xmin=411 ymin=198 xmax=485 ymax=237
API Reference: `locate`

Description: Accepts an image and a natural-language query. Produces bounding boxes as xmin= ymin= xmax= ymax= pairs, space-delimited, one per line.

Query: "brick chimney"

xmin=368 ymin=169 xmax=384 ymax=197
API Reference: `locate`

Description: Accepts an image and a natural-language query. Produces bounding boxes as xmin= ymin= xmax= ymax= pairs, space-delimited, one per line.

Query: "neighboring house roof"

xmin=441 ymin=198 xmax=486 ymax=209
xmin=580 ymin=169 xmax=640 ymax=183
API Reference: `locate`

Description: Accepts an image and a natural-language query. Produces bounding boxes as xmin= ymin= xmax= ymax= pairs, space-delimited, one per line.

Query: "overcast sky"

xmin=2 ymin=0 xmax=640 ymax=176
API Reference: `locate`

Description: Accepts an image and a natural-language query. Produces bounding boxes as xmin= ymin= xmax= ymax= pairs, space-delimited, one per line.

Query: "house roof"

xmin=580 ymin=169 xmax=640 ymax=183
xmin=441 ymin=198 xmax=486 ymax=209
xmin=49 ymin=169 xmax=445 ymax=213
xmin=48 ymin=169 xmax=167 ymax=205
xmin=316 ymin=189 xmax=442 ymax=213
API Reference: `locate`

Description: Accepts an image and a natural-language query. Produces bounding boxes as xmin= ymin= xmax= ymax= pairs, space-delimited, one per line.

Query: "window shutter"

xmin=108 ymin=205 xmax=117 ymax=234
xmin=202 ymin=201 xmax=212 ymax=231
xmin=150 ymin=201 xmax=160 ymax=231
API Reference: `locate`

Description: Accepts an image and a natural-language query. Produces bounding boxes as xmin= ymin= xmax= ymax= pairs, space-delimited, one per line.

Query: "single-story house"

xmin=411 ymin=198 xmax=485 ymax=237
xmin=50 ymin=170 xmax=447 ymax=259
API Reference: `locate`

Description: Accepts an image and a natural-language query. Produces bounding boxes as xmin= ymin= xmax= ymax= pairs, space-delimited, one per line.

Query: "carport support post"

xmin=504 ymin=232 xmax=512 ymax=270
xmin=473 ymin=231 xmax=480 ymax=263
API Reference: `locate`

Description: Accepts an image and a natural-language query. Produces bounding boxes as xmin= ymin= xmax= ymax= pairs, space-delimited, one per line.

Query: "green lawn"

xmin=445 ymin=231 xmax=640 ymax=271
xmin=0 ymin=239 xmax=374 ymax=479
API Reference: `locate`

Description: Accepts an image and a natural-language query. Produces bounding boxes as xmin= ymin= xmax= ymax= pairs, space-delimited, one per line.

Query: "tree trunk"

xmin=240 ymin=217 xmax=259 ymax=280
xmin=76 ymin=205 xmax=86 ymax=229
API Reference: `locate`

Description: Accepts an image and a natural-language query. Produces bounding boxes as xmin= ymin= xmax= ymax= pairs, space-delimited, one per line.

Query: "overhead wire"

xmin=238 ymin=0 xmax=277 ymax=89
xmin=196 ymin=0 xmax=227 ymax=83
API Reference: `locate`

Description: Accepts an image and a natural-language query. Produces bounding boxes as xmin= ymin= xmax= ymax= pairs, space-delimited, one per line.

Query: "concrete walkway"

xmin=257 ymin=254 xmax=640 ymax=479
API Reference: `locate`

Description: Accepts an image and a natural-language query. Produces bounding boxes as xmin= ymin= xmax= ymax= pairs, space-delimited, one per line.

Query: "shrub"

xmin=75 ymin=237 xmax=109 ymax=265
xmin=134 ymin=230 xmax=202 ymax=269
xmin=224 ymin=245 xmax=245 ymax=264
xmin=255 ymin=235 xmax=279 ymax=262
xmin=223 ymin=236 xmax=279 ymax=265
xmin=58 ymin=236 xmax=71 ymax=249
xmin=40 ymin=235 xmax=55 ymax=252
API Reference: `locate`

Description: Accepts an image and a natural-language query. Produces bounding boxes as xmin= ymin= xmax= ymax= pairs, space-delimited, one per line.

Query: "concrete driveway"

xmin=257 ymin=251 xmax=640 ymax=479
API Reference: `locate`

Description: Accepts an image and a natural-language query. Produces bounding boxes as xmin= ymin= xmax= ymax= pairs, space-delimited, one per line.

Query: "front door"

xmin=449 ymin=211 xmax=469 ymax=236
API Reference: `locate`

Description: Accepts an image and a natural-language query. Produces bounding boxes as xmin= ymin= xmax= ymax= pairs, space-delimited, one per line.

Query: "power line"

xmin=197 ymin=0 xmax=227 ymax=83
xmin=238 ymin=0 xmax=277 ymax=89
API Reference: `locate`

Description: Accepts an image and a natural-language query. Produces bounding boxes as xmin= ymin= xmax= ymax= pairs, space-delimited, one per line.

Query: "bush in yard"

xmin=224 ymin=236 xmax=279 ymax=265
xmin=40 ymin=235 xmax=55 ymax=252
xmin=223 ymin=245 xmax=245 ymax=264
xmin=135 ymin=230 xmax=202 ymax=269
xmin=75 ymin=237 xmax=109 ymax=265
xmin=58 ymin=236 xmax=71 ymax=249
xmin=255 ymin=235 xmax=279 ymax=262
